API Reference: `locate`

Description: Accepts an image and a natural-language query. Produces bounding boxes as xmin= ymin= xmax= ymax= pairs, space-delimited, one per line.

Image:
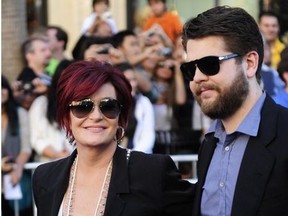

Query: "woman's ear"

xmin=116 ymin=126 xmax=125 ymax=143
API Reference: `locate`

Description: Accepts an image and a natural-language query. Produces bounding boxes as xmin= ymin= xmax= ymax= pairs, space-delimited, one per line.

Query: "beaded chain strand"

xmin=65 ymin=155 xmax=112 ymax=216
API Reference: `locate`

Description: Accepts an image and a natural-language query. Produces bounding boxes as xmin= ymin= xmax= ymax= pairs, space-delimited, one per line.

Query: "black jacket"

xmin=33 ymin=146 xmax=194 ymax=216
xmin=192 ymin=96 xmax=288 ymax=216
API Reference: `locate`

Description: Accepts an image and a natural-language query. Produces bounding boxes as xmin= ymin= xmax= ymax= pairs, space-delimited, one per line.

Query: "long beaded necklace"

xmin=65 ymin=155 xmax=113 ymax=216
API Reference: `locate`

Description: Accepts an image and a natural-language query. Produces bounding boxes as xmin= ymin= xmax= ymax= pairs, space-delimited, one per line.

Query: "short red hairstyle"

xmin=56 ymin=60 xmax=132 ymax=141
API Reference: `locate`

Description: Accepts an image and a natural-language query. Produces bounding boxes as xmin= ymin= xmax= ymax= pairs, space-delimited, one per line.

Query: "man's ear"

xmin=245 ymin=51 xmax=259 ymax=78
xmin=26 ymin=52 xmax=33 ymax=63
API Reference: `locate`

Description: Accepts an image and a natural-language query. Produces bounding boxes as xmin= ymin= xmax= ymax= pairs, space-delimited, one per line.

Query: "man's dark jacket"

xmin=192 ymin=96 xmax=288 ymax=216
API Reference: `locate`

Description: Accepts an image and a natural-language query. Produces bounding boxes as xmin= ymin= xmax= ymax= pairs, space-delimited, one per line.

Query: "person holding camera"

xmin=13 ymin=36 xmax=52 ymax=110
xmin=111 ymin=30 xmax=167 ymax=103
xmin=152 ymin=58 xmax=186 ymax=131
xmin=72 ymin=35 xmax=124 ymax=65
xmin=2 ymin=75 xmax=33 ymax=215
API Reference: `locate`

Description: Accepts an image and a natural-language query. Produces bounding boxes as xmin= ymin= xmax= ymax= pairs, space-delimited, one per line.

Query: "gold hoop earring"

xmin=116 ymin=126 xmax=125 ymax=144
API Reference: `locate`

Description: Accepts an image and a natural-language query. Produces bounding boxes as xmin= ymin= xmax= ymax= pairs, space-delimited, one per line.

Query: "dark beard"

xmin=196 ymin=70 xmax=249 ymax=119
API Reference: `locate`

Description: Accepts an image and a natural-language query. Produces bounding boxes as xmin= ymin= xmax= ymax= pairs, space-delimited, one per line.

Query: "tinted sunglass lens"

xmin=180 ymin=62 xmax=196 ymax=81
xmin=99 ymin=99 xmax=121 ymax=119
xmin=198 ymin=57 xmax=220 ymax=76
xmin=71 ymin=101 xmax=94 ymax=118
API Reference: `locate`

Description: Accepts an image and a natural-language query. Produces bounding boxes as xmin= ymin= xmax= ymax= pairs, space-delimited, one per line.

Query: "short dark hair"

xmin=258 ymin=11 xmax=279 ymax=23
xmin=147 ymin=0 xmax=166 ymax=5
xmin=92 ymin=0 xmax=109 ymax=7
xmin=72 ymin=35 xmax=112 ymax=60
xmin=111 ymin=30 xmax=135 ymax=48
xmin=182 ymin=6 xmax=264 ymax=79
xmin=277 ymin=47 xmax=288 ymax=82
xmin=47 ymin=26 xmax=69 ymax=50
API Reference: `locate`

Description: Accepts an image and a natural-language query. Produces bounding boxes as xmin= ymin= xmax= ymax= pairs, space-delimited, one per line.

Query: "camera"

xmin=96 ymin=47 xmax=110 ymax=54
xmin=158 ymin=47 xmax=172 ymax=57
xmin=17 ymin=82 xmax=35 ymax=94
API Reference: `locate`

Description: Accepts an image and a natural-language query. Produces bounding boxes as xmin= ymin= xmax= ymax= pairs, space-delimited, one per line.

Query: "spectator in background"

xmin=29 ymin=60 xmax=74 ymax=162
xmin=13 ymin=37 xmax=52 ymax=110
xmin=144 ymin=0 xmax=182 ymax=43
xmin=81 ymin=0 xmax=117 ymax=36
xmin=115 ymin=62 xmax=155 ymax=153
xmin=260 ymin=34 xmax=285 ymax=97
xmin=152 ymin=58 xmax=186 ymax=131
xmin=72 ymin=36 xmax=124 ymax=64
xmin=259 ymin=11 xmax=286 ymax=69
xmin=2 ymin=75 xmax=33 ymax=216
xmin=111 ymin=30 xmax=162 ymax=102
xmin=134 ymin=5 xmax=152 ymax=35
xmin=273 ymin=47 xmax=288 ymax=107
xmin=45 ymin=25 xmax=69 ymax=77
xmin=111 ymin=30 xmax=162 ymax=67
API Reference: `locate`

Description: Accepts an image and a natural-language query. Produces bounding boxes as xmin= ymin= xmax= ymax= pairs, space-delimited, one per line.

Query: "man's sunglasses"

xmin=69 ymin=98 xmax=122 ymax=119
xmin=180 ymin=53 xmax=240 ymax=81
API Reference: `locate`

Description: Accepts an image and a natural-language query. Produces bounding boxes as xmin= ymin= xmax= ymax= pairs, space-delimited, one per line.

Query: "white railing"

xmin=170 ymin=154 xmax=198 ymax=183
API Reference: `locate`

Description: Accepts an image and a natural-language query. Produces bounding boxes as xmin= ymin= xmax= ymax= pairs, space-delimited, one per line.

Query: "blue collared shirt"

xmin=201 ymin=93 xmax=266 ymax=216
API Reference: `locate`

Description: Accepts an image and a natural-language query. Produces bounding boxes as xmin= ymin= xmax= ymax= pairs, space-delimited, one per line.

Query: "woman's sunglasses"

xmin=69 ymin=98 xmax=122 ymax=119
xmin=180 ymin=53 xmax=240 ymax=81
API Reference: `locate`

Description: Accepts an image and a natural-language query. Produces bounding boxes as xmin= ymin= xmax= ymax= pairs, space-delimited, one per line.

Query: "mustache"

xmin=194 ymin=83 xmax=219 ymax=96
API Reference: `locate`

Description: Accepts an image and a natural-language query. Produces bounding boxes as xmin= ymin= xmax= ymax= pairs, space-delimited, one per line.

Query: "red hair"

xmin=56 ymin=60 xmax=132 ymax=141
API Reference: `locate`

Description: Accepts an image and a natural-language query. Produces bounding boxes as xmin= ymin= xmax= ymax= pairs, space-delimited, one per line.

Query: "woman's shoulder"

xmin=118 ymin=146 xmax=171 ymax=163
xmin=129 ymin=149 xmax=174 ymax=169
xmin=33 ymin=155 xmax=72 ymax=178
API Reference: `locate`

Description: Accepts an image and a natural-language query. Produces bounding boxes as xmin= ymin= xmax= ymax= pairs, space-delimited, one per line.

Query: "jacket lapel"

xmin=104 ymin=146 xmax=130 ymax=216
xmin=231 ymin=96 xmax=277 ymax=216
xmin=37 ymin=151 xmax=77 ymax=215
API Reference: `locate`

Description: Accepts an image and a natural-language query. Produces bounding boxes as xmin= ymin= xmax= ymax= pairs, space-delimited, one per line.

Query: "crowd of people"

xmin=2 ymin=0 xmax=288 ymax=215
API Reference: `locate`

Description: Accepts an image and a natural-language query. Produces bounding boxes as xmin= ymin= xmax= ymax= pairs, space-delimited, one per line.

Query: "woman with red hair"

xmin=32 ymin=60 xmax=193 ymax=216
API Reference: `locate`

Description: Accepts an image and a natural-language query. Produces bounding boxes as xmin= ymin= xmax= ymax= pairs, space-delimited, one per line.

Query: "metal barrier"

xmin=170 ymin=154 xmax=198 ymax=183
xmin=7 ymin=154 xmax=198 ymax=215
xmin=24 ymin=162 xmax=44 ymax=216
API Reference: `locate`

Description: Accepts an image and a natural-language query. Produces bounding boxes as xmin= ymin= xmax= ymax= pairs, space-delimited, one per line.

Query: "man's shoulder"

xmin=263 ymin=95 xmax=288 ymax=124
xmin=17 ymin=67 xmax=37 ymax=81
